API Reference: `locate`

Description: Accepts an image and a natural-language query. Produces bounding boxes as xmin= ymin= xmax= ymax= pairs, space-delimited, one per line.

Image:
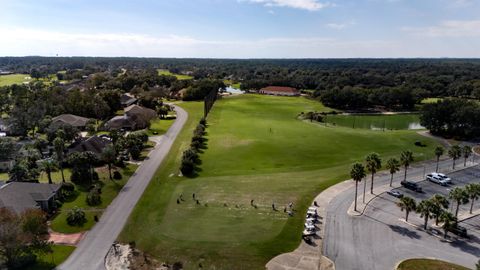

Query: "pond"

xmin=323 ymin=113 xmax=424 ymax=130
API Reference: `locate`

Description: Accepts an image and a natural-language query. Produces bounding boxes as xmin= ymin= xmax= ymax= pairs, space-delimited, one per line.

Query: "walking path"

xmin=49 ymin=231 xmax=85 ymax=246
xmin=57 ymin=105 xmax=188 ymax=270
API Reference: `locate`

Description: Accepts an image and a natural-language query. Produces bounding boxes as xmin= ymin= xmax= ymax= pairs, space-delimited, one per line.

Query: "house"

xmin=259 ymin=86 xmax=300 ymax=96
xmin=0 ymin=118 xmax=9 ymax=135
xmin=121 ymin=93 xmax=138 ymax=107
xmin=0 ymin=160 xmax=15 ymax=173
xmin=0 ymin=182 xmax=61 ymax=214
xmin=105 ymin=105 xmax=157 ymax=131
xmin=68 ymin=135 xmax=110 ymax=158
xmin=51 ymin=114 xmax=90 ymax=130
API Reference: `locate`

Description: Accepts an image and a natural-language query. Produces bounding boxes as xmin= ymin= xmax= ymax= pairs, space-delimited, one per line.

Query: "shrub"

xmin=199 ymin=117 xmax=207 ymax=126
xmin=182 ymin=149 xmax=199 ymax=163
xmin=192 ymin=134 xmax=205 ymax=143
xmin=66 ymin=207 xmax=87 ymax=226
xmin=86 ymin=188 xmax=102 ymax=206
xmin=191 ymin=140 xmax=202 ymax=150
xmin=180 ymin=158 xmax=195 ymax=176
xmin=62 ymin=182 xmax=75 ymax=192
xmin=113 ymin=171 xmax=122 ymax=180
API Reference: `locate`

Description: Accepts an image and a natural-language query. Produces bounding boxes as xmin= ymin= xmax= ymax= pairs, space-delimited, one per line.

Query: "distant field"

xmin=0 ymin=73 xmax=31 ymax=86
xmin=121 ymin=95 xmax=439 ymax=269
xmin=397 ymin=259 xmax=469 ymax=270
xmin=421 ymin=97 xmax=443 ymax=104
xmin=324 ymin=113 xmax=423 ymax=130
xmin=157 ymin=69 xmax=193 ymax=80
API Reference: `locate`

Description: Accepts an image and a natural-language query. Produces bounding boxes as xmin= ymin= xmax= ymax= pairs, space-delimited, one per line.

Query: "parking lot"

xmin=367 ymin=165 xmax=480 ymax=228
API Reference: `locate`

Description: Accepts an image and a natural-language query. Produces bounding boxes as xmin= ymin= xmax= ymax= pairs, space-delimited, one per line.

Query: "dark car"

xmin=401 ymin=181 xmax=422 ymax=192
xmin=447 ymin=224 xmax=468 ymax=238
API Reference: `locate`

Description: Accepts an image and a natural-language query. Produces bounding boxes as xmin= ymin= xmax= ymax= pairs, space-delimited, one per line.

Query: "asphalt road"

xmin=323 ymin=159 xmax=480 ymax=270
xmin=58 ymin=105 xmax=188 ymax=270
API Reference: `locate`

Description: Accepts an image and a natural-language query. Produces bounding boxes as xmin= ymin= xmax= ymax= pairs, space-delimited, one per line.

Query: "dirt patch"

xmin=106 ymin=243 xmax=182 ymax=270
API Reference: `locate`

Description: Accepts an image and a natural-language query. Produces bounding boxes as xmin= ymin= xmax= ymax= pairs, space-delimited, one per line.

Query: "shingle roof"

xmin=52 ymin=114 xmax=90 ymax=127
xmin=68 ymin=135 xmax=110 ymax=156
xmin=0 ymin=182 xmax=61 ymax=214
xmin=121 ymin=94 xmax=137 ymax=106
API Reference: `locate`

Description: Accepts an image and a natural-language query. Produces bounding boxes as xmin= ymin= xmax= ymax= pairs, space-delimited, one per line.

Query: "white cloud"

xmin=325 ymin=21 xmax=356 ymax=30
xmin=403 ymin=20 xmax=480 ymax=37
xmin=0 ymin=27 xmax=479 ymax=58
xmin=241 ymin=0 xmax=332 ymax=11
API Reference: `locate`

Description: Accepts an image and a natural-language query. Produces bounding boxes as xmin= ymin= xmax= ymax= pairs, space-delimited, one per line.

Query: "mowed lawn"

xmin=120 ymin=95 xmax=439 ymax=269
xmin=0 ymin=73 xmax=31 ymax=86
xmin=397 ymin=259 xmax=470 ymax=270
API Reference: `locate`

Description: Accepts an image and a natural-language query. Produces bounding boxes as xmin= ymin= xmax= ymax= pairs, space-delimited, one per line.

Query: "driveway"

xmin=323 ymin=161 xmax=480 ymax=270
xmin=58 ymin=105 xmax=188 ymax=270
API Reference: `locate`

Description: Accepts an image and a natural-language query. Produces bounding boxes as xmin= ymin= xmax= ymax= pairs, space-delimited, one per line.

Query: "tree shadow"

xmin=388 ymin=224 xmax=421 ymax=239
xmin=449 ymin=239 xmax=480 ymax=256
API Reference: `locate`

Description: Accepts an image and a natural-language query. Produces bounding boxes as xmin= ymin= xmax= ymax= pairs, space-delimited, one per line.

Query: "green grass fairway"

xmin=157 ymin=69 xmax=193 ymax=80
xmin=0 ymin=74 xmax=31 ymax=86
xmin=25 ymin=245 xmax=76 ymax=270
xmin=120 ymin=95 xmax=439 ymax=269
xmin=324 ymin=113 xmax=423 ymax=130
xmin=146 ymin=118 xmax=175 ymax=136
xmin=397 ymin=259 xmax=469 ymax=270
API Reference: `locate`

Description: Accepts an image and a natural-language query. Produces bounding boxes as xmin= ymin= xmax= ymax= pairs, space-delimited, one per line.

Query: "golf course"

xmin=120 ymin=94 xmax=439 ymax=269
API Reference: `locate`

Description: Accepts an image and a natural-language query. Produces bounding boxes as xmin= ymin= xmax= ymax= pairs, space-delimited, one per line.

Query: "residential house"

xmin=0 ymin=118 xmax=9 ymax=136
xmin=67 ymin=135 xmax=110 ymax=158
xmin=121 ymin=93 xmax=138 ymax=107
xmin=0 ymin=182 xmax=61 ymax=214
xmin=259 ymin=86 xmax=300 ymax=96
xmin=105 ymin=105 xmax=157 ymax=131
xmin=51 ymin=114 xmax=90 ymax=130
xmin=0 ymin=160 xmax=15 ymax=173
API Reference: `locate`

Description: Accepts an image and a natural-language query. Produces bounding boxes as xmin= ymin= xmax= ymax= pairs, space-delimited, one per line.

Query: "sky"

xmin=1 ymin=0 xmax=480 ymax=58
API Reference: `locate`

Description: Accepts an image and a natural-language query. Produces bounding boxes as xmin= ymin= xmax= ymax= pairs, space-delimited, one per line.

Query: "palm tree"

xmin=365 ymin=153 xmax=382 ymax=194
xmin=400 ymin=150 xmax=414 ymax=181
xmin=434 ymin=146 xmax=444 ymax=172
xmin=40 ymin=159 xmax=58 ymax=184
xmin=462 ymin=145 xmax=472 ymax=167
xmin=417 ymin=199 xmax=434 ymax=230
xmin=465 ymin=183 xmax=480 ymax=214
xmin=386 ymin=158 xmax=400 ymax=187
xmin=397 ymin=196 xmax=416 ymax=222
xmin=430 ymin=194 xmax=449 ymax=225
xmin=101 ymin=145 xmax=117 ymax=181
xmin=448 ymin=145 xmax=462 ymax=170
xmin=351 ymin=162 xmax=366 ymax=212
xmin=53 ymin=137 xmax=66 ymax=182
xmin=439 ymin=211 xmax=457 ymax=239
xmin=449 ymin=187 xmax=469 ymax=218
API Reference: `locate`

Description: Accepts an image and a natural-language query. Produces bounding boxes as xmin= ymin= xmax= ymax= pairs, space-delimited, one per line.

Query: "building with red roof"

xmin=259 ymin=86 xmax=300 ymax=96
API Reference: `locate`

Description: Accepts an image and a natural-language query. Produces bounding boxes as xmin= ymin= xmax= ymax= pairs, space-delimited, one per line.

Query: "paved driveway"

xmin=324 ymin=163 xmax=480 ymax=270
xmin=58 ymin=106 xmax=188 ymax=270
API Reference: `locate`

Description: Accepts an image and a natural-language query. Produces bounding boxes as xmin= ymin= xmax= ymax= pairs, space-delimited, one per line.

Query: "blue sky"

xmin=1 ymin=0 xmax=479 ymax=58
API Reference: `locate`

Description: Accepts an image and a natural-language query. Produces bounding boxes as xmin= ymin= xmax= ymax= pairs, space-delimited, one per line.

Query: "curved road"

xmin=323 ymin=158 xmax=480 ymax=270
xmin=58 ymin=106 xmax=188 ymax=270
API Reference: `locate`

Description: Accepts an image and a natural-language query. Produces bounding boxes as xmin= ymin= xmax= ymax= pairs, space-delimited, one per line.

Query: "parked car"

xmin=303 ymin=229 xmax=316 ymax=236
xmin=433 ymin=172 xmax=452 ymax=184
xmin=304 ymin=223 xmax=316 ymax=232
xmin=401 ymin=181 xmax=423 ymax=192
xmin=447 ymin=224 xmax=468 ymax=238
xmin=387 ymin=190 xmax=403 ymax=198
xmin=306 ymin=217 xmax=316 ymax=224
xmin=426 ymin=174 xmax=448 ymax=186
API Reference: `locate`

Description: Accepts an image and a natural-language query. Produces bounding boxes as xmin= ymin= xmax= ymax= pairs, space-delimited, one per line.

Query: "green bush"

xmin=66 ymin=207 xmax=87 ymax=226
xmin=86 ymin=189 xmax=102 ymax=206
xmin=113 ymin=171 xmax=122 ymax=180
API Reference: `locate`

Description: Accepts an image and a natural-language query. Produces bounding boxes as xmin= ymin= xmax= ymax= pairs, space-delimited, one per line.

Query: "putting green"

xmin=121 ymin=95 xmax=439 ymax=269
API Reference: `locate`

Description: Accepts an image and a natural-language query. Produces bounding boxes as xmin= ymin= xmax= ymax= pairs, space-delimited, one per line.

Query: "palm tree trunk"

xmin=471 ymin=198 xmax=475 ymax=214
xmin=453 ymin=159 xmax=456 ymax=170
xmin=404 ymin=166 xmax=408 ymax=181
xmin=436 ymin=156 xmax=439 ymax=172
xmin=444 ymin=229 xmax=448 ymax=239
xmin=363 ymin=177 xmax=367 ymax=203
xmin=424 ymin=216 xmax=428 ymax=230
xmin=370 ymin=173 xmax=374 ymax=194
xmin=47 ymin=171 xmax=52 ymax=184
xmin=435 ymin=216 xmax=439 ymax=226
xmin=405 ymin=211 xmax=409 ymax=222
xmin=389 ymin=173 xmax=393 ymax=187
xmin=464 ymin=157 xmax=467 ymax=167
xmin=354 ymin=181 xmax=358 ymax=212
xmin=108 ymin=163 xmax=112 ymax=180
xmin=455 ymin=202 xmax=460 ymax=218
xmin=60 ymin=163 xmax=65 ymax=183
